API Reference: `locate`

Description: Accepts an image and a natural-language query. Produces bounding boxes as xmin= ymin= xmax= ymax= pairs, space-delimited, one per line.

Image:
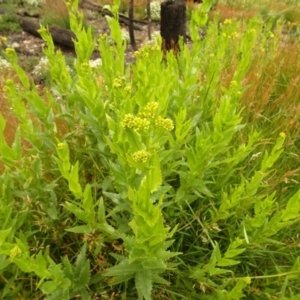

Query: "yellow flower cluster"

xmin=150 ymin=45 xmax=160 ymax=52
xmin=122 ymin=114 xmax=150 ymax=131
xmin=10 ymin=245 xmax=22 ymax=259
xmin=113 ymin=77 xmax=125 ymax=88
xmin=3 ymin=79 xmax=13 ymax=92
xmin=231 ymin=32 xmax=239 ymax=40
xmin=134 ymin=49 xmax=149 ymax=59
xmin=122 ymin=103 xmax=174 ymax=132
xmin=223 ymin=19 xmax=232 ymax=25
xmin=81 ymin=62 xmax=90 ymax=70
xmin=0 ymin=36 xmax=7 ymax=46
xmin=99 ymin=33 xmax=107 ymax=40
xmin=222 ymin=31 xmax=239 ymax=40
xmin=230 ymin=80 xmax=238 ymax=88
xmin=132 ymin=150 xmax=151 ymax=163
xmin=57 ymin=143 xmax=66 ymax=150
xmin=155 ymin=116 xmax=174 ymax=131
xmin=2 ymin=86 xmax=9 ymax=93
xmin=139 ymin=101 xmax=159 ymax=119
xmin=124 ymin=85 xmax=132 ymax=93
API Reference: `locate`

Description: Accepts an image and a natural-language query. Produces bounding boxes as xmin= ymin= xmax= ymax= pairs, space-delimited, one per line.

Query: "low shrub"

xmin=1 ymin=0 xmax=300 ymax=299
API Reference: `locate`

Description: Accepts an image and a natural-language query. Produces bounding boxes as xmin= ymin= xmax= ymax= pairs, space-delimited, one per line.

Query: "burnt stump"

xmin=160 ymin=0 xmax=186 ymax=56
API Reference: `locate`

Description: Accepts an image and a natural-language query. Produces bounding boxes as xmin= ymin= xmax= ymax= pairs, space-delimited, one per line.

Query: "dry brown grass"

xmin=210 ymin=3 xmax=258 ymax=22
xmin=41 ymin=0 xmax=70 ymax=28
xmin=0 ymin=71 xmax=20 ymax=146
xmin=212 ymin=2 xmax=300 ymax=25
xmin=240 ymin=41 xmax=300 ymax=138
xmin=0 ymin=79 xmax=71 ymax=174
xmin=0 ymin=70 xmax=20 ymax=172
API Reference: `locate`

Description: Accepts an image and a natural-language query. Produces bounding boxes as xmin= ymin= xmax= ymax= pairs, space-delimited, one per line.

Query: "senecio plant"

xmin=1 ymin=0 xmax=300 ymax=299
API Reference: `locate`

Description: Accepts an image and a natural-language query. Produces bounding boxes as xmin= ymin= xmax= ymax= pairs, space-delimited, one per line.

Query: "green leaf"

xmin=209 ymin=267 xmax=232 ymax=276
xmin=54 ymin=156 xmax=70 ymax=179
xmin=97 ymin=197 xmax=107 ymax=224
xmin=217 ymin=257 xmax=241 ymax=267
xmin=97 ymin=223 xmax=117 ymax=237
xmin=225 ymin=248 xmax=246 ymax=259
xmin=41 ymin=280 xmax=57 ymax=294
xmin=126 ymin=130 xmax=144 ymax=153
xmin=0 ymin=113 xmax=6 ymax=135
xmin=0 ymin=228 xmax=11 ymax=246
xmin=282 ymin=189 xmax=300 ymax=221
xmin=46 ymin=204 xmax=58 ymax=220
xmin=0 ymin=141 xmax=18 ymax=162
xmin=288 ymin=257 xmax=300 ymax=279
xmin=12 ymin=257 xmax=33 ymax=273
xmin=74 ymin=243 xmax=87 ymax=277
xmin=31 ymin=155 xmax=43 ymax=178
xmin=33 ymin=251 xmax=51 ymax=278
xmin=106 ymin=113 xmax=117 ymax=132
xmin=11 ymin=127 xmax=22 ymax=160
xmin=83 ymin=184 xmax=95 ymax=223
xmin=104 ymin=260 xmax=142 ymax=277
xmin=147 ymin=152 xmax=162 ymax=193
xmin=135 ymin=269 xmax=152 ymax=300
xmin=227 ymin=279 xmax=248 ymax=299
xmin=63 ymin=202 xmax=87 ymax=222
xmin=55 ymin=141 xmax=70 ymax=163
xmin=69 ymin=161 xmax=82 ymax=199
xmin=110 ymin=273 xmax=136 ymax=285
xmin=65 ymin=225 xmax=92 ymax=234
xmin=0 ymin=255 xmax=11 ymax=270
xmin=62 ymin=256 xmax=74 ymax=282
xmin=152 ymin=273 xmax=170 ymax=285
xmin=75 ymin=260 xmax=90 ymax=289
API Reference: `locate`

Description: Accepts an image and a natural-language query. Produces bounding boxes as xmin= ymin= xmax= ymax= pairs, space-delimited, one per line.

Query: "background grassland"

xmin=1 ymin=0 xmax=300 ymax=299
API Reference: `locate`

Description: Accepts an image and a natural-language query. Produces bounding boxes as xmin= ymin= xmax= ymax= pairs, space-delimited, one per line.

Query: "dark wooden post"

xmin=147 ymin=0 xmax=151 ymax=40
xmin=160 ymin=0 xmax=186 ymax=56
xmin=129 ymin=0 xmax=137 ymax=50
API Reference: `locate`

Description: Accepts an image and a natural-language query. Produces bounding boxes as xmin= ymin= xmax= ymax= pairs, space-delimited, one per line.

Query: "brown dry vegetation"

xmin=0 ymin=71 xmax=20 ymax=172
xmin=210 ymin=3 xmax=258 ymax=21
xmin=212 ymin=2 xmax=300 ymax=23
xmin=223 ymin=35 xmax=300 ymax=188
xmin=41 ymin=0 xmax=70 ymax=28
xmin=241 ymin=41 xmax=300 ymax=137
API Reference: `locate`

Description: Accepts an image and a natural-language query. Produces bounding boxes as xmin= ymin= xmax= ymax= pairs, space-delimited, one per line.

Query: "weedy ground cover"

xmin=1 ymin=0 xmax=300 ymax=299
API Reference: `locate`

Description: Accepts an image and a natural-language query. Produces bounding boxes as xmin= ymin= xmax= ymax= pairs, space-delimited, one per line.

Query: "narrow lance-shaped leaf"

xmin=83 ymin=184 xmax=95 ymax=225
xmin=69 ymin=161 xmax=83 ymax=199
xmin=281 ymin=189 xmax=300 ymax=222
xmin=135 ymin=270 xmax=152 ymax=300
xmin=0 ymin=228 xmax=11 ymax=246
xmin=147 ymin=152 xmax=162 ymax=194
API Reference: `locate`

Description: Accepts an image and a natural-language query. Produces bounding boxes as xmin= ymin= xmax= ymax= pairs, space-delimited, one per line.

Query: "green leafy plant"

xmin=1 ymin=0 xmax=300 ymax=299
xmin=0 ymin=14 xmax=22 ymax=33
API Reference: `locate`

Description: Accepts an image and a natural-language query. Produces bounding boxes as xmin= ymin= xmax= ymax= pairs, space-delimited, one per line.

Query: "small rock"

xmin=11 ymin=42 xmax=20 ymax=48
